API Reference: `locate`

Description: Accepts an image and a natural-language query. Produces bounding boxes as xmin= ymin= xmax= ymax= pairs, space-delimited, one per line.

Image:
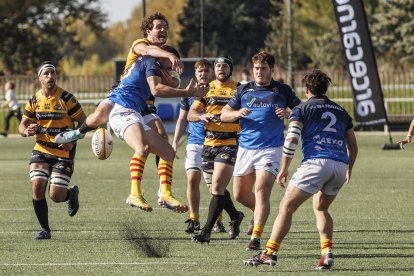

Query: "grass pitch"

xmin=0 ymin=133 xmax=413 ymax=275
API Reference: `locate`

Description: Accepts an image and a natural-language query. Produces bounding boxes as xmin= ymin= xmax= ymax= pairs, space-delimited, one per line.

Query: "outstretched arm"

xmin=172 ymin=109 xmax=189 ymax=157
xmin=220 ymin=104 xmax=251 ymax=122
xmin=134 ymin=44 xmax=183 ymax=74
xmin=345 ymin=128 xmax=358 ymax=184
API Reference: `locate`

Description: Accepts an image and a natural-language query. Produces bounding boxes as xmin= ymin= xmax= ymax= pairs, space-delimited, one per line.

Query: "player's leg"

xmin=55 ymin=99 xmax=114 ymax=144
xmin=29 ymin=158 xmax=51 ymax=240
xmin=48 ymin=158 xmax=79 ymax=217
xmin=246 ymin=170 xmax=275 ymax=250
xmin=145 ymin=128 xmax=188 ymax=213
xmin=184 ymin=144 xmax=203 ymax=233
xmin=313 ymin=160 xmax=346 ymax=269
xmin=0 ymin=109 xmax=13 ymax=136
xmin=110 ymin=104 xmax=152 ymax=212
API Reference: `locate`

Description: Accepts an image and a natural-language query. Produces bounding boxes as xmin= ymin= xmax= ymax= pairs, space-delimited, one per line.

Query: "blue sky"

xmin=100 ymin=0 xmax=141 ymax=24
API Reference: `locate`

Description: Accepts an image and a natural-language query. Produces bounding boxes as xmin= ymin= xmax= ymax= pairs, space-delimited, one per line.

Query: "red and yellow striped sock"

xmin=252 ymin=224 xmax=264 ymax=239
xmin=158 ymin=159 xmax=173 ymax=195
xmin=265 ymin=240 xmax=280 ymax=255
xmin=130 ymin=154 xmax=146 ymax=196
xmin=190 ymin=213 xmax=199 ymax=222
xmin=320 ymin=239 xmax=333 ymax=254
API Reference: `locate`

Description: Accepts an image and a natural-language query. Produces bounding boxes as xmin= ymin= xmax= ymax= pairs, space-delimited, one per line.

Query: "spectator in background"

xmin=240 ymin=69 xmax=251 ymax=85
xmin=1 ymin=81 xmax=22 ymax=137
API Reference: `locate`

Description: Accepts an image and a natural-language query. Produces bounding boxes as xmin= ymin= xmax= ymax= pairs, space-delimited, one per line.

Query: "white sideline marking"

xmin=0 ymin=262 xmax=197 ymax=267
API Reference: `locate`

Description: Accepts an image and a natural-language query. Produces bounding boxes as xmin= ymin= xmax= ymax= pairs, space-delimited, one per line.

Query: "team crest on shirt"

xmin=272 ymin=87 xmax=279 ymax=92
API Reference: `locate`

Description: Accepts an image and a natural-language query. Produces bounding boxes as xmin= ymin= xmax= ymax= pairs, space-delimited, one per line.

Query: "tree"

xmin=372 ymin=0 xmax=414 ymax=68
xmin=0 ymin=0 xmax=106 ymax=74
xmin=178 ymin=0 xmax=273 ymax=66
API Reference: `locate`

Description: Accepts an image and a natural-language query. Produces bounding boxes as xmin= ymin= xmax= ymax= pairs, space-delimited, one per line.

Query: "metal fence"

xmin=1 ymin=70 xmax=413 ymax=134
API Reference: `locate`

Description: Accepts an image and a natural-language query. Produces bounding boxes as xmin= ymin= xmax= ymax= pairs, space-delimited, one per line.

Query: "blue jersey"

xmin=228 ymin=80 xmax=301 ymax=149
xmin=180 ymin=97 xmax=204 ymax=145
xmin=108 ymin=56 xmax=161 ymax=113
xmin=290 ymin=95 xmax=353 ymax=164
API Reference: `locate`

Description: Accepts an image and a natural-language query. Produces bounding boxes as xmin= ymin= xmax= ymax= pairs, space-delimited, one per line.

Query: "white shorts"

xmin=289 ymin=159 xmax=347 ymax=195
xmin=185 ymin=144 xmax=203 ymax=171
xmin=233 ymin=146 xmax=282 ymax=176
xmin=143 ymin=113 xmax=160 ymax=124
xmin=109 ymin=104 xmax=151 ymax=139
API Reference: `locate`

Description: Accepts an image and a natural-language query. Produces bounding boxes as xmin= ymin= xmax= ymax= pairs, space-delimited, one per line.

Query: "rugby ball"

xmin=91 ymin=128 xmax=113 ymax=160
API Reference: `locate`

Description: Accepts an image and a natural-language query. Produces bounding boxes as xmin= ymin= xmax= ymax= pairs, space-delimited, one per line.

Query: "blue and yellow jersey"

xmin=108 ymin=56 xmax=162 ymax=113
xmin=192 ymin=80 xmax=240 ymax=147
xmin=228 ymin=80 xmax=301 ymax=149
xmin=23 ymin=87 xmax=84 ymax=159
xmin=120 ymin=38 xmax=156 ymax=106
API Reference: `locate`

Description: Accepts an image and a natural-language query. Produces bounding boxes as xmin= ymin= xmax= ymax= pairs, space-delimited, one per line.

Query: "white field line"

xmin=0 ymin=261 xmax=197 ymax=267
xmin=0 ymin=207 xmax=209 ymax=211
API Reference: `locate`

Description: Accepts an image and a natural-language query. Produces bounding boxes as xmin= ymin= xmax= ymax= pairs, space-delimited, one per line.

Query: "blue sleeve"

xmin=227 ymin=87 xmax=242 ymax=110
xmin=285 ymin=86 xmax=302 ymax=109
xmin=143 ymin=56 xmax=162 ymax=78
xmin=289 ymin=105 xmax=303 ymax=123
xmin=180 ymin=97 xmax=190 ymax=111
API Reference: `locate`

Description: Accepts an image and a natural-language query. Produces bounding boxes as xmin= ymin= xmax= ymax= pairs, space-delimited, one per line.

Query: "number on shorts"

xmin=321 ymin=112 xmax=337 ymax=132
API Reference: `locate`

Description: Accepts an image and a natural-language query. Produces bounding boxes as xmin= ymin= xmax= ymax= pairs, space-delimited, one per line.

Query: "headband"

xmin=214 ymin=56 xmax=233 ymax=75
xmin=38 ymin=64 xmax=56 ymax=77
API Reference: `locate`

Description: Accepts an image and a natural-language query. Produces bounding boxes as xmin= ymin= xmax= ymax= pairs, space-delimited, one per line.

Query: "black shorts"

xmin=201 ymin=145 xmax=238 ymax=171
xmin=140 ymin=104 xmax=157 ymax=117
xmin=29 ymin=150 xmax=74 ymax=177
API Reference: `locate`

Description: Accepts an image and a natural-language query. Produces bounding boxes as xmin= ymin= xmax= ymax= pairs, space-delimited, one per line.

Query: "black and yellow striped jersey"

xmin=121 ymin=38 xmax=155 ymax=106
xmin=193 ymin=80 xmax=240 ymax=147
xmin=23 ymin=87 xmax=84 ymax=159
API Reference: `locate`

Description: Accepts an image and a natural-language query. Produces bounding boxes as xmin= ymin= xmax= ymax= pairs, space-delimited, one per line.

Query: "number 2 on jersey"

xmin=321 ymin=112 xmax=337 ymax=132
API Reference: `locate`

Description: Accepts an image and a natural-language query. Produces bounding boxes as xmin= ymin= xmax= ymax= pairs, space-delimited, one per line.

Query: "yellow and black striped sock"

xmin=265 ymin=240 xmax=280 ymax=255
xmin=158 ymin=159 xmax=173 ymax=195
xmin=216 ymin=213 xmax=223 ymax=222
xmin=320 ymin=239 xmax=333 ymax=254
xmin=252 ymin=224 xmax=264 ymax=239
xmin=190 ymin=213 xmax=199 ymax=222
xmin=130 ymin=154 xmax=146 ymax=196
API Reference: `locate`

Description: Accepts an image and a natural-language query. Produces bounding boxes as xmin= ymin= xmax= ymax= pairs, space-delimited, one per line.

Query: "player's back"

xmin=291 ymin=95 xmax=353 ymax=164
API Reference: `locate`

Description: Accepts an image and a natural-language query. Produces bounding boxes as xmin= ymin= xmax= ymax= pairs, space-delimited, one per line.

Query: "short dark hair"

xmin=252 ymin=51 xmax=275 ymax=68
xmin=241 ymin=68 xmax=250 ymax=75
xmin=160 ymin=45 xmax=180 ymax=59
xmin=141 ymin=12 xmax=169 ymax=37
xmin=302 ymin=69 xmax=332 ymax=95
xmin=6 ymin=81 xmax=15 ymax=89
xmin=194 ymin=59 xmax=212 ymax=70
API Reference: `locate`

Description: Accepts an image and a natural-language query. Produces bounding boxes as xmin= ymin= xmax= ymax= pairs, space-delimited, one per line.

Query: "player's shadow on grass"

xmin=121 ymin=223 xmax=170 ymax=258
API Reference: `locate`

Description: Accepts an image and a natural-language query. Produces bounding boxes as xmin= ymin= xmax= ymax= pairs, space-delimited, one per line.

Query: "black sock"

xmin=32 ymin=199 xmax=50 ymax=232
xmin=65 ymin=188 xmax=71 ymax=201
xmin=79 ymin=122 xmax=96 ymax=134
xmin=155 ymin=155 xmax=160 ymax=168
xmin=223 ymin=189 xmax=239 ymax=220
xmin=203 ymin=194 xmax=225 ymax=233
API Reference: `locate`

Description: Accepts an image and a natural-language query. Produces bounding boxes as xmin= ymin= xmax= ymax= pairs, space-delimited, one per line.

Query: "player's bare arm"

xmin=147 ymin=77 xmax=207 ymax=98
xmin=275 ymin=107 xmax=290 ymax=119
xmin=18 ymin=118 xmax=37 ymax=137
xmin=220 ymin=105 xmax=251 ymax=122
xmin=344 ymin=128 xmax=358 ymax=184
xmin=134 ymin=44 xmax=183 ymax=74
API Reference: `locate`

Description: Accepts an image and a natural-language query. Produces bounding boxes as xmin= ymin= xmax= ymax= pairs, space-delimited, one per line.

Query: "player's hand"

xmin=168 ymin=54 xmax=184 ymax=74
xmin=275 ymin=107 xmax=290 ymax=119
xmin=25 ymin=123 xmax=38 ymax=136
xmin=172 ymin=143 xmax=179 ymax=159
xmin=276 ymin=169 xmax=288 ymax=188
xmin=345 ymin=169 xmax=352 ymax=184
xmin=186 ymin=79 xmax=209 ymax=97
xmin=398 ymin=136 xmax=412 ymax=149
xmin=59 ymin=142 xmax=74 ymax=151
xmin=238 ymin=108 xmax=251 ymax=118
xmin=201 ymin=113 xmax=216 ymax=123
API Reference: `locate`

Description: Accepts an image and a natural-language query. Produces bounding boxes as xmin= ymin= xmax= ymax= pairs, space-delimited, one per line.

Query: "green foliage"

xmin=372 ymin=0 xmax=414 ymax=68
xmin=0 ymin=0 xmax=106 ymax=74
xmin=178 ymin=0 xmax=273 ymax=66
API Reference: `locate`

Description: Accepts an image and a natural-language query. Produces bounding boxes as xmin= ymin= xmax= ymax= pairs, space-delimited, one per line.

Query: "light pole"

xmin=200 ymin=0 xmax=204 ymax=57
xmin=141 ymin=0 xmax=146 ymax=20
xmin=287 ymin=0 xmax=294 ymax=88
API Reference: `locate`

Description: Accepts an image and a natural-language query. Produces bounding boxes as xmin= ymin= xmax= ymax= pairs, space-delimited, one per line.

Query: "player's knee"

xmin=49 ymin=190 xmax=66 ymax=202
